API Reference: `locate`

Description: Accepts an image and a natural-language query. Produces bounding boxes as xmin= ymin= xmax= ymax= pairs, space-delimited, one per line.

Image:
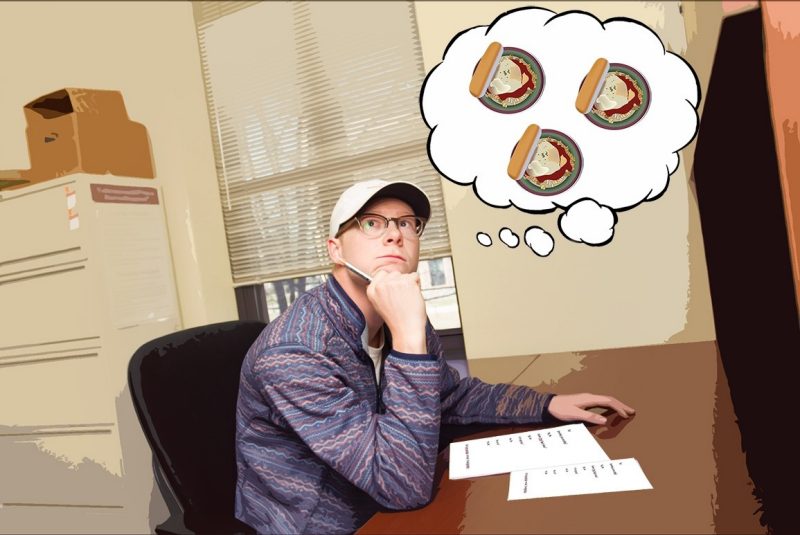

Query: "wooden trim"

xmin=762 ymin=1 xmax=800 ymax=314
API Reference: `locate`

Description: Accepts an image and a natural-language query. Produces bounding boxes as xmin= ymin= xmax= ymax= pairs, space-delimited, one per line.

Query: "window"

xmin=194 ymin=1 xmax=461 ymax=329
xmin=263 ymin=257 xmax=460 ymax=330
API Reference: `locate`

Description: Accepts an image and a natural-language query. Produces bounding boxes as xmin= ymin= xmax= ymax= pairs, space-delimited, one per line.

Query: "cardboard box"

xmin=20 ymin=88 xmax=155 ymax=182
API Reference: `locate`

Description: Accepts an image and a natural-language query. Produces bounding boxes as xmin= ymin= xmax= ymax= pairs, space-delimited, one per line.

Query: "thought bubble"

xmin=524 ymin=227 xmax=555 ymax=256
xmin=499 ymin=227 xmax=520 ymax=248
xmin=559 ymin=199 xmax=616 ymax=245
xmin=421 ymin=7 xmax=700 ymax=245
xmin=477 ymin=232 xmax=493 ymax=246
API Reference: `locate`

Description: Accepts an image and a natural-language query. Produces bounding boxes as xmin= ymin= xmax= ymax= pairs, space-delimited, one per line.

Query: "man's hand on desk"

xmin=547 ymin=393 xmax=635 ymax=425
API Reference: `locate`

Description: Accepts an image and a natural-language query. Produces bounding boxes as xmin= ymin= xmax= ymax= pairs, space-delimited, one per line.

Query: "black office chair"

xmin=128 ymin=320 xmax=266 ymax=534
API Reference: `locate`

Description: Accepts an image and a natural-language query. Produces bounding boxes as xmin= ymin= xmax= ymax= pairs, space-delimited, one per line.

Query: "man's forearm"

xmin=390 ymin=331 xmax=427 ymax=354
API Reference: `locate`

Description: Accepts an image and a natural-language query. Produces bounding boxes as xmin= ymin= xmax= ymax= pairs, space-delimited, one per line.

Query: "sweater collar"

xmin=324 ymin=275 xmax=369 ymax=353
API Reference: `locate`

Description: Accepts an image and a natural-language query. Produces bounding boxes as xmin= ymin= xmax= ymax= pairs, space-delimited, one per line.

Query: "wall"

xmin=414 ymin=1 xmax=723 ymax=359
xmin=0 ymin=1 xmax=237 ymax=531
xmin=0 ymin=0 xmax=237 ymax=328
xmin=0 ymin=0 xmax=724 ymax=362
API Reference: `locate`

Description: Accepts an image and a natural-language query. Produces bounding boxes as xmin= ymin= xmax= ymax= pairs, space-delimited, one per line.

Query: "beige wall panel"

xmin=0 ymin=1 xmax=237 ymax=328
xmin=414 ymin=1 xmax=721 ymax=359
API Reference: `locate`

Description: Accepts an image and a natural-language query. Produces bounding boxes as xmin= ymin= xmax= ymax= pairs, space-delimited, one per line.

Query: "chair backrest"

xmin=128 ymin=320 xmax=266 ymax=533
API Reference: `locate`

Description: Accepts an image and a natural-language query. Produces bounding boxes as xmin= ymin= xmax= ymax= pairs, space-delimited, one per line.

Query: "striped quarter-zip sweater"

xmin=235 ymin=276 xmax=554 ymax=534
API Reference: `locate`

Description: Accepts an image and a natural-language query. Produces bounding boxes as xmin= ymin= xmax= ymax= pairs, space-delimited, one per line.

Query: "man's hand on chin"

xmin=367 ymin=270 xmax=427 ymax=354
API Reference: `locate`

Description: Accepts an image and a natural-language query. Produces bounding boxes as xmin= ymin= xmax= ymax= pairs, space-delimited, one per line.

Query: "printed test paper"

xmin=449 ymin=423 xmax=609 ymax=479
xmin=507 ymin=458 xmax=653 ymax=500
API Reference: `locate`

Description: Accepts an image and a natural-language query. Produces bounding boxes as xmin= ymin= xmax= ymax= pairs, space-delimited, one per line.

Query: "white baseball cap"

xmin=329 ymin=179 xmax=431 ymax=238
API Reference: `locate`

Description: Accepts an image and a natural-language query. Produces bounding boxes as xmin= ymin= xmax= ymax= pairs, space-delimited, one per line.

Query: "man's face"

xmin=332 ymin=197 xmax=421 ymax=277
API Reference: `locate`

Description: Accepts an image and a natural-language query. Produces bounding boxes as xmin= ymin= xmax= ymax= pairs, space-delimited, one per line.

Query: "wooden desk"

xmin=360 ymin=341 xmax=764 ymax=534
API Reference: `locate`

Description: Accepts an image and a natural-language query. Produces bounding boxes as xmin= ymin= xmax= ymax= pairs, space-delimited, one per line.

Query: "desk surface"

xmin=359 ymin=341 xmax=763 ymax=534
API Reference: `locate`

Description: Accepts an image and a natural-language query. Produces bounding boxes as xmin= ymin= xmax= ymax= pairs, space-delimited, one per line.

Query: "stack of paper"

xmin=448 ymin=423 xmax=652 ymax=500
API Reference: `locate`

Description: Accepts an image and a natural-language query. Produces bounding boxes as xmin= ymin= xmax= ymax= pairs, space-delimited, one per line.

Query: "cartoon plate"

xmin=476 ymin=46 xmax=544 ymax=113
xmin=517 ymin=130 xmax=582 ymax=196
xmin=586 ymin=63 xmax=650 ymax=129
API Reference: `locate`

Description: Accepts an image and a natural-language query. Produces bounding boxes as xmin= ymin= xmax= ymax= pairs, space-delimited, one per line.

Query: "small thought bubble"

xmin=477 ymin=232 xmax=493 ymax=246
xmin=559 ymin=198 xmax=617 ymax=245
xmin=499 ymin=227 xmax=520 ymax=248
xmin=524 ymin=227 xmax=555 ymax=256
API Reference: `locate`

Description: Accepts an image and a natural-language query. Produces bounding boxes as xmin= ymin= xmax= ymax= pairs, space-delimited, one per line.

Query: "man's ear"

xmin=327 ymin=237 xmax=343 ymax=265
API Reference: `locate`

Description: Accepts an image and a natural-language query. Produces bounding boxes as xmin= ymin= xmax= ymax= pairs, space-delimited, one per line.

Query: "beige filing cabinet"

xmin=0 ymin=174 xmax=181 ymax=533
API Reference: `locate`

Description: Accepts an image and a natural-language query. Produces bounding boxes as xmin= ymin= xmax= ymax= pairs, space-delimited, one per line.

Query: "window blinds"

xmin=194 ymin=1 xmax=451 ymax=284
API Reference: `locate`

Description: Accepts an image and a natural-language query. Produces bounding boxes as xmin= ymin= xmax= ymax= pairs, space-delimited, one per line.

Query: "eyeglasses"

xmin=340 ymin=213 xmax=427 ymax=239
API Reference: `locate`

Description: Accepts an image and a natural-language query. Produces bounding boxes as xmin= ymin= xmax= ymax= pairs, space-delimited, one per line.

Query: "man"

xmin=235 ymin=179 xmax=634 ymax=534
